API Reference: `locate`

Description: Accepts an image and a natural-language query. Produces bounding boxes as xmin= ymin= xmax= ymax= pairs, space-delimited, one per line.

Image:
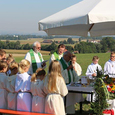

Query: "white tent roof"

xmin=38 ymin=0 xmax=115 ymax=37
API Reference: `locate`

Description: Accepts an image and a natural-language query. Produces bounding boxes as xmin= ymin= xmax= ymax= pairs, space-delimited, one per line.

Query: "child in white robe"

xmin=104 ymin=51 xmax=115 ymax=78
xmin=43 ymin=60 xmax=68 ymax=115
xmin=0 ymin=61 xmax=8 ymax=109
xmin=15 ymin=59 xmax=32 ymax=112
xmin=71 ymin=54 xmax=82 ymax=76
xmin=86 ymin=56 xmax=102 ymax=101
xmin=6 ymin=61 xmax=18 ymax=110
xmin=31 ymin=68 xmax=46 ymax=113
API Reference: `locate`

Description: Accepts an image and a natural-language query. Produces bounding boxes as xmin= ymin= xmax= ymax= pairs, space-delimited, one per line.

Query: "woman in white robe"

xmin=43 ymin=60 xmax=68 ymax=115
xmin=0 ymin=61 xmax=9 ymax=109
xmin=15 ymin=59 xmax=32 ymax=112
xmin=31 ymin=68 xmax=46 ymax=113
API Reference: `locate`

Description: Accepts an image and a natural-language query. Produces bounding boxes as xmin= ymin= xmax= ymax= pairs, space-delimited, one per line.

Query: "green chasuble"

xmin=60 ymin=58 xmax=74 ymax=84
xmin=53 ymin=52 xmax=60 ymax=61
xmin=29 ymin=49 xmax=43 ymax=73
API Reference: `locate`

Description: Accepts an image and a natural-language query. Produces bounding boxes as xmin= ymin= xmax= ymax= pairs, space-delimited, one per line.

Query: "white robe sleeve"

xmin=49 ymin=54 xmax=55 ymax=64
xmin=86 ymin=65 xmax=94 ymax=79
xmin=74 ymin=62 xmax=82 ymax=76
xmin=58 ymin=77 xmax=68 ymax=97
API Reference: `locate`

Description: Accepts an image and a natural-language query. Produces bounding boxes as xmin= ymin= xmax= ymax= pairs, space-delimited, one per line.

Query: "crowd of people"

xmin=0 ymin=41 xmax=115 ymax=115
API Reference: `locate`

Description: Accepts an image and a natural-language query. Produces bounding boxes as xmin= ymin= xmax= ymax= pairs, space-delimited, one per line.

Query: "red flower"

xmin=109 ymin=84 xmax=113 ymax=87
xmin=108 ymin=87 xmax=112 ymax=92
xmin=111 ymin=91 xmax=115 ymax=93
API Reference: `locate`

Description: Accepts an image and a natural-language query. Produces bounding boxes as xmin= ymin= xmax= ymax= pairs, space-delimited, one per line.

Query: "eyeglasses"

xmin=36 ymin=47 xmax=41 ymax=49
xmin=111 ymin=56 xmax=115 ymax=57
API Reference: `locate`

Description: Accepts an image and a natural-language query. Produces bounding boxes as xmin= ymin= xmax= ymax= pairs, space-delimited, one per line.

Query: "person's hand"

xmin=92 ymin=73 xmax=96 ymax=77
xmin=41 ymin=62 xmax=46 ymax=67
xmin=67 ymin=65 xmax=73 ymax=71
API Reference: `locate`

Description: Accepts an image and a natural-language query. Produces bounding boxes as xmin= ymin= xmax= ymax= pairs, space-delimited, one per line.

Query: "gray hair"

xmin=63 ymin=51 xmax=71 ymax=56
xmin=32 ymin=41 xmax=40 ymax=47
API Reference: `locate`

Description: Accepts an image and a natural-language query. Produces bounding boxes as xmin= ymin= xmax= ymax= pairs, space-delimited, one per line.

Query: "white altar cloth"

xmin=66 ymin=85 xmax=94 ymax=107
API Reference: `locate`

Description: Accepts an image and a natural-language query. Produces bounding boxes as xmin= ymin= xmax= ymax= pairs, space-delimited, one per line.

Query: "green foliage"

xmin=91 ymin=68 xmax=109 ymax=115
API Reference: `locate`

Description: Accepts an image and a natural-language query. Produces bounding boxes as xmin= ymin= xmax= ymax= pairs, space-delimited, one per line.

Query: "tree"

xmin=67 ymin=37 xmax=74 ymax=44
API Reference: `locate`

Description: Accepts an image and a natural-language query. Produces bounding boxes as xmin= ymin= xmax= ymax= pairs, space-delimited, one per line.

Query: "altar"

xmin=65 ymin=84 xmax=95 ymax=113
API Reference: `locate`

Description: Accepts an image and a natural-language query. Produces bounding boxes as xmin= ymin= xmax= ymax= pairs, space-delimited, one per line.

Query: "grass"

xmin=13 ymin=52 xmax=110 ymax=76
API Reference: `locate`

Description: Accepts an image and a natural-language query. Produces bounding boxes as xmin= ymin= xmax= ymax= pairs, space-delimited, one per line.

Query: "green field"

xmin=14 ymin=52 xmax=110 ymax=76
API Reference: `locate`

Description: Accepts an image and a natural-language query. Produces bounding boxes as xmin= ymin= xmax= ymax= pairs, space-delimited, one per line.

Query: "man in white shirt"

xmin=25 ymin=41 xmax=46 ymax=75
xmin=104 ymin=51 xmax=115 ymax=78
xmin=49 ymin=44 xmax=65 ymax=64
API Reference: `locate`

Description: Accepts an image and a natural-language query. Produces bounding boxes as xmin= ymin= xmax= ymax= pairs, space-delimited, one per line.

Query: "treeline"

xmin=0 ymin=35 xmax=44 ymax=40
xmin=0 ymin=37 xmax=115 ymax=53
xmin=74 ymin=37 xmax=115 ymax=53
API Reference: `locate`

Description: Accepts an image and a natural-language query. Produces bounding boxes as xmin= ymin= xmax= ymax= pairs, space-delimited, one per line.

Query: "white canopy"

xmin=38 ymin=0 xmax=115 ymax=37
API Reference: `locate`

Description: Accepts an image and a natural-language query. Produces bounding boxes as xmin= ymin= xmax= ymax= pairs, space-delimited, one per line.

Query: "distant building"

xmin=88 ymin=40 xmax=100 ymax=43
xmin=13 ymin=35 xmax=18 ymax=38
xmin=43 ymin=40 xmax=52 ymax=43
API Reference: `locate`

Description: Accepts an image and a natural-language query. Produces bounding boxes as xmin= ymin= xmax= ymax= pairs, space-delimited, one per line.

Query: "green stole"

xmin=60 ymin=58 xmax=73 ymax=84
xmin=53 ymin=52 xmax=59 ymax=61
xmin=29 ymin=49 xmax=43 ymax=73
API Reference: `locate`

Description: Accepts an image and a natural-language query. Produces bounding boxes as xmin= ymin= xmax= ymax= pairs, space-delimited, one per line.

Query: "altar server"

xmin=31 ymin=68 xmax=46 ymax=113
xmin=104 ymin=51 xmax=115 ymax=78
xmin=86 ymin=56 xmax=102 ymax=101
xmin=15 ymin=59 xmax=32 ymax=112
xmin=71 ymin=54 xmax=82 ymax=76
xmin=0 ymin=61 xmax=8 ymax=109
xmin=6 ymin=61 xmax=18 ymax=110
xmin=43 ymin=60 xmax=68 ymax=115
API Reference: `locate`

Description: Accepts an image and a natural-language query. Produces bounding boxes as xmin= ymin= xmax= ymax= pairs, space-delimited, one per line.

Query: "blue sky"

xmin=0 ymin=0 xmax=82 ymax=35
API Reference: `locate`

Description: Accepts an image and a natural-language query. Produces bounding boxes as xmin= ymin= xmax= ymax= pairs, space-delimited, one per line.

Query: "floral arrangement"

xmin=104 ymin=75 xmax=115 ymax=98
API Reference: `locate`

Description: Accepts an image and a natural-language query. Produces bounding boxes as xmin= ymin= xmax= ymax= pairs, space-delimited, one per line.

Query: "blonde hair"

xmin=48 ymin=60 xmax=62 ymax=92
xmin=31 ymin=68 xmax=46 ymax=82
xmin=0 ymin=61 xmax=8 ymax=71
xmin=6 ymin=54 xmax=14 ymax=64
xmin=18 ymin=59 xmax=30 ymax=74
xmin=9 ymin=61 xmax=18 ymax=71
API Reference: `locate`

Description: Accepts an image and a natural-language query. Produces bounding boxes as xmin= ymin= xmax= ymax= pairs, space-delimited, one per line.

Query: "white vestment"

xmin=15 ymin=72 xmax=32 ymax=112
xmin=59 ymin=58 xmax=79 ymax=84
xmin=104 ymin=60 xmax=115 ymax=78
xmin=6 ymin=75 xmax=17 ymax=110
xmin=86 ymin=63 xmax=102 ymax=80
xmin=43 ymin=76 xmax=68 ymax=115
xmin=73 ymin=62 xmax=82 ymax=76
xmin=0 ymin=73 xmax=8 ymax=109
xmin=25 ymin=51 xmax=44 ymax=75
xmin=86 ymin=63 xmax=102 ymax=102
xmin=49 ymin=53 xmax=63 ymax=64
xmin=31 ymin=79 xmax=45 ymax=113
